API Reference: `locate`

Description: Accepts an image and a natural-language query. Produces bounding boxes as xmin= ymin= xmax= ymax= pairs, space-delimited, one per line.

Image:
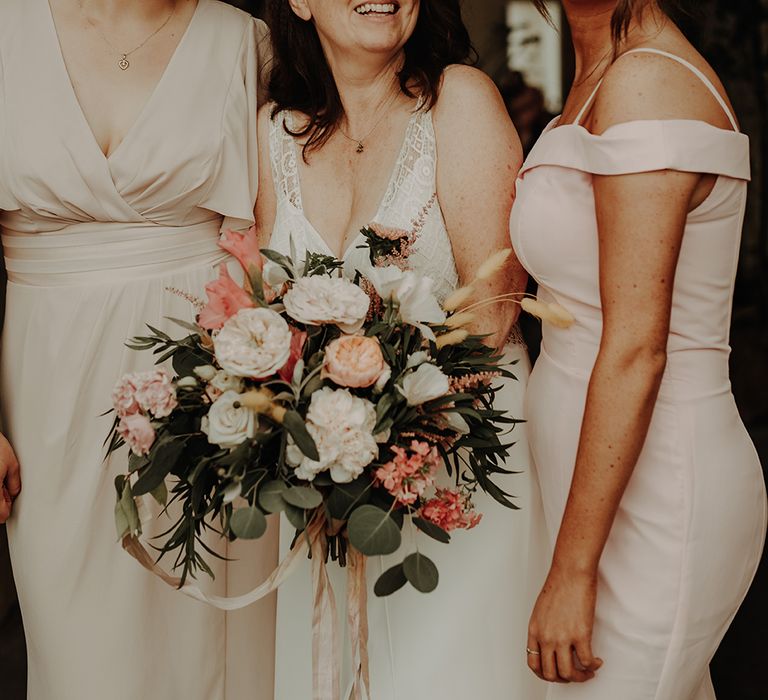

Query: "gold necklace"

xmin=338 ymin=87 xmax=401 ymax=154
xmin=78 ymin=0 xmax=178 ymax=71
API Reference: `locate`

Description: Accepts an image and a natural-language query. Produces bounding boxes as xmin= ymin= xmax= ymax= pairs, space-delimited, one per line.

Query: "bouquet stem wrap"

xmin=122 ymin=515 xmax=371 ymax=700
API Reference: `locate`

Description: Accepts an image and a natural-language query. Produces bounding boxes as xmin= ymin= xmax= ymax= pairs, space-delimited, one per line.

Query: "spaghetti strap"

xmin=574 ymin=79 xmax=606 ymax=126
xmin=574 ymin=47 xmax=739 ymax=131
xmin=622 ymin=48 xmax=739 ymax=130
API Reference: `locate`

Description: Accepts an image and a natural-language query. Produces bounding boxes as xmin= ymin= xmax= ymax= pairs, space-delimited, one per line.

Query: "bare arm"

xmin=254 ymin=104 xmax=277 ymax=248
xmin=528 ymin=52 xmax=734 ymax=684
xmin=433 ymin=66 xmax=525 ymax=348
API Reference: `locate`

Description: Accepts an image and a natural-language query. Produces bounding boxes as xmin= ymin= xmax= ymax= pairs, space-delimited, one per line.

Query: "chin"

xmin=350 ymin=1 xmax=416 ymax=53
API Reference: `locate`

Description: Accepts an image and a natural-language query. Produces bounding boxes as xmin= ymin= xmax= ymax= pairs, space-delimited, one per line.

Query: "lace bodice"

xmin=267 ymin=107 xmax=459 ymax=301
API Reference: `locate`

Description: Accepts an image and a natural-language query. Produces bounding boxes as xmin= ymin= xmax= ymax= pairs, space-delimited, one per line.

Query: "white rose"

xmin=283 ymin=276 xmax=370 ymax=333
xmin=398 ymin=363 xmax=450 ymax=406
xmin=365 ymin=266 xmax=446 ymax=340
xmin=288 ymin=387 xmax=378 ymax=484
xmin=214 ymin=308 xmax=292 ymax=378
xmin=202 ymin=390 xmax=256 ymax=449
xmin=194 ymin=365 xmax=217 ymax=381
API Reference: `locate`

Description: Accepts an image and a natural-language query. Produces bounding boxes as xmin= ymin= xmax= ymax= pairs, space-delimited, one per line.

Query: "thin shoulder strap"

xmin=574 ymin=47 xmax=739 ymax=131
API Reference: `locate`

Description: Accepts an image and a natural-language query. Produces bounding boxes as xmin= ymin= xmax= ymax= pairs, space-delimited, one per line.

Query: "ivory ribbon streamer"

xmin=122 ymin=515 xmax=372 ymax=700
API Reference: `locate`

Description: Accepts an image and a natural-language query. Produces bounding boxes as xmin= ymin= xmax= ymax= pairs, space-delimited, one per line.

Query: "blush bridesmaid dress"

xmin=510 ymin=48 xmax=767 ymax=700
xmin=0 ymin=1 xmax=276 ymax=698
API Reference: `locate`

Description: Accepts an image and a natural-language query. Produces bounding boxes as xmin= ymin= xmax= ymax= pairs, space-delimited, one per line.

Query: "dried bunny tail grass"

xmin=475 ymin=249 xmax=513 ymax=282
xmin=435 ymin=329 xmax=469 ymax=349
xmin=442 ymin=285 xmax=475 ymax=313
xmin=444 ymin=311 xmax=476 ymax=329
xmin=521 ymin=298 xmax=575 ymax=329
xmin=165 ymin=286 xmax=205 ymax=310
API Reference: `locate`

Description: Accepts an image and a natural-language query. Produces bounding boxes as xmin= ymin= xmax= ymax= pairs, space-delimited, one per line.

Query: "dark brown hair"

xmin=533 ymin=0 xmax=686 ymax=54
xmin=267 ymin=0 xmax=475 ymax=157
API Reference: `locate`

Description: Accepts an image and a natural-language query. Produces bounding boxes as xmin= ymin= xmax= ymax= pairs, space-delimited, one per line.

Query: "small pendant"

xmin=356 ymin=142 xmax=365 ymax=154
xmin=118 ymin=54 xmax=130 ymax=71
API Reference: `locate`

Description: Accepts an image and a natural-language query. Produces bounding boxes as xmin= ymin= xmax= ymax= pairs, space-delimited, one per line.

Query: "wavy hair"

xmin=267 ymin=0 xmax=475 ymax=157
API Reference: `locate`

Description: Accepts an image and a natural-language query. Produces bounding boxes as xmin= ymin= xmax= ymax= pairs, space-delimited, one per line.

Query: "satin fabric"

xmin=0 ymin=2 xmax=277 ymax=698
xmin=510 ymin=49 xmax=767 ymax=700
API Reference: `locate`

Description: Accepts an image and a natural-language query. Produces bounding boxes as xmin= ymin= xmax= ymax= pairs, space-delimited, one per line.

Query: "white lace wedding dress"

xmin=267 ymin=107 xmax=548 ymax=700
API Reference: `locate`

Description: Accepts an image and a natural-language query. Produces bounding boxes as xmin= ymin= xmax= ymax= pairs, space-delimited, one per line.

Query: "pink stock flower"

xmin=369 ymin=223 xmax=411 ymax=242
xmin=219 ymin=226 xmax=263 ymax=275
xmin=278 ymin=327 xmax=308 ymax=383
xmin=118 ymin=413 xmax=156 ymax=456
xmin=419 ymin=488 xmax=483 ymax=532
xmin=134 ymin=368 xmax=178 ymax=418
xmin=374 ymin=441 xmax=440 ymax=506
xmin=322 ymin=335 xmax=387 ymax=389
xmin=198 ymin=264 xmax=255 ymax=331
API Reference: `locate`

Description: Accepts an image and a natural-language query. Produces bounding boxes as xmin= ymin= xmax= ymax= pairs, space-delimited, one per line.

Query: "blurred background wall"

xmin=1 ymin=1 xmax=765 ymax=698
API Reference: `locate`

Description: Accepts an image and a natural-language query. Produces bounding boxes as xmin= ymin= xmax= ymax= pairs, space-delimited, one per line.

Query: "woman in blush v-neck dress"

xmin=511 ymin=2 xmax=766 ymax=698
xmin=0 ymin=1 xmax=276 ymax=698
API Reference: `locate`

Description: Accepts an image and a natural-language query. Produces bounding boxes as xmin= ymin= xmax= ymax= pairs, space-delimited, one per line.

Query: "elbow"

xmin=598 ymin=340 xmax=668 ymax=385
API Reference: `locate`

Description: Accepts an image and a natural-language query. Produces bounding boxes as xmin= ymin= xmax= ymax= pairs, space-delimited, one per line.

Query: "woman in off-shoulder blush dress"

xmin=0 ymin=1 xmax=277 ymax=699
xmin=510 ymin=1 xmax=766 ymax=698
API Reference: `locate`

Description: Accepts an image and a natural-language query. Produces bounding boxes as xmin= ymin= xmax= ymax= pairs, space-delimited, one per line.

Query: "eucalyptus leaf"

xmin=374 ymin=563 xmax=408 ymax=597
xmin=347 ymin=505 xmax=401 ymax=556
xmin=403 ymin=552 xmax=439 ymax=593
xmin=283 ymin=411 xmax=320 ymax=461
xmin=230 ymin=507 xmax=268 ymax=540
xmin=284 ymin=503 xmax=308 ymax=531
xmin=412 ymin=516 xmax=451 ymax=544
xmin=258 ymin=480 xmax=288 ymax=513
xmin=283 ymin=486 xmax=323 ymax=510
xmin=326 ymin=477 xmax=371 ymax=520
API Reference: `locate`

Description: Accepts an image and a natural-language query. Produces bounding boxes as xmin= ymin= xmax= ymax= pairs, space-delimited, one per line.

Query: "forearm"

xmin=551 ymin=346 xmax=667 ymax=575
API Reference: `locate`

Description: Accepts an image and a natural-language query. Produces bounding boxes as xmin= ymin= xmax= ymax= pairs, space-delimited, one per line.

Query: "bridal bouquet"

xmin=106 ymin=225 xmax=526 ymax=598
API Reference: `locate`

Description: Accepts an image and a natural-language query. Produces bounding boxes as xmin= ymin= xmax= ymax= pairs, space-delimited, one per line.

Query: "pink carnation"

xmin=198 ymin=264 xmax=255 ymax=330
xmin=374 ymin=440 xmax=440 ymax=506
xmin=118 ymin=413 xmax=156 ymax=456
xmin=112 ymin=375 xmax=141 ymax=418
xmin=134 ymin=368 xmax=178 ymax=418
xmin=419 ymin=488 xmax=483 ymax=532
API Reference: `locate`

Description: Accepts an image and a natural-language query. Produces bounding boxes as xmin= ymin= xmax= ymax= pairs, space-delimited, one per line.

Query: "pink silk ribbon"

xmin=122 ymin=514 xmax=371 ymax=700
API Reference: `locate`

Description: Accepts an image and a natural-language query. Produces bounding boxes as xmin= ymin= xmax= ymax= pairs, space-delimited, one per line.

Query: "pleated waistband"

xmin=2 ymin=220 xmax=229 ymax=287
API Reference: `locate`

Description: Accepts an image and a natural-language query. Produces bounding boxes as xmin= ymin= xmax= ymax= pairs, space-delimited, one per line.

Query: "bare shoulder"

xmin=434 ymin=65 xmax=507 ymax=124
xmin=591 ymin=48 xmax=735 ymax=133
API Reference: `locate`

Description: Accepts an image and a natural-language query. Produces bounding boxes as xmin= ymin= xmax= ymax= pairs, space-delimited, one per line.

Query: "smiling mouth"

xmin=354 ymin=2 xmax=400 ymax=16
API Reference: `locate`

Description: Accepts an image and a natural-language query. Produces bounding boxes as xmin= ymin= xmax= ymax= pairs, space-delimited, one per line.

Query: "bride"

xmin=255 ymin=0 xmax=548 ymax=697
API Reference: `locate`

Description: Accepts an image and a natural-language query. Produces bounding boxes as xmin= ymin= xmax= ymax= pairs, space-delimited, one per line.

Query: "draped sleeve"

xmin=520 ymin=120 xmax=751 ymax=182
xmin=0 ymin=49 xmax=13 ymax=212
xmin=200 ymin=17 xmax=268 ymax=232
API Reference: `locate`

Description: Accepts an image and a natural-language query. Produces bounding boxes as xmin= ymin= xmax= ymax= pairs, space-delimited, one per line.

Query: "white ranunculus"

xmin=365 ymin=266 xmax=446 ymax=340
xmin=283 ymin=276 xmax=370 ymax=333
xmin=398 ymin=363 xmax=450 ymax=406
xmin=202 ymin=390 xmax=256 ymax=449
xmin=214 ymin=308 xmax=292 ymax=378
xmin=287 ymin=387 xmax=378 ymax=484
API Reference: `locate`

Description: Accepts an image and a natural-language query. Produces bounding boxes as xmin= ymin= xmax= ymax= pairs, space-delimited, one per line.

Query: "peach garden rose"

xmin=322 ymin=335 xmax=387 ymax=389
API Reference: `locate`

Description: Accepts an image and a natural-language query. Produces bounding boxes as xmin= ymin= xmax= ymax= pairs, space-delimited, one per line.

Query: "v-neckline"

xmin=287 ymin=109 xmax=421 ymax=260
xmin=43 ymin=0 xmax=204 ymax=162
